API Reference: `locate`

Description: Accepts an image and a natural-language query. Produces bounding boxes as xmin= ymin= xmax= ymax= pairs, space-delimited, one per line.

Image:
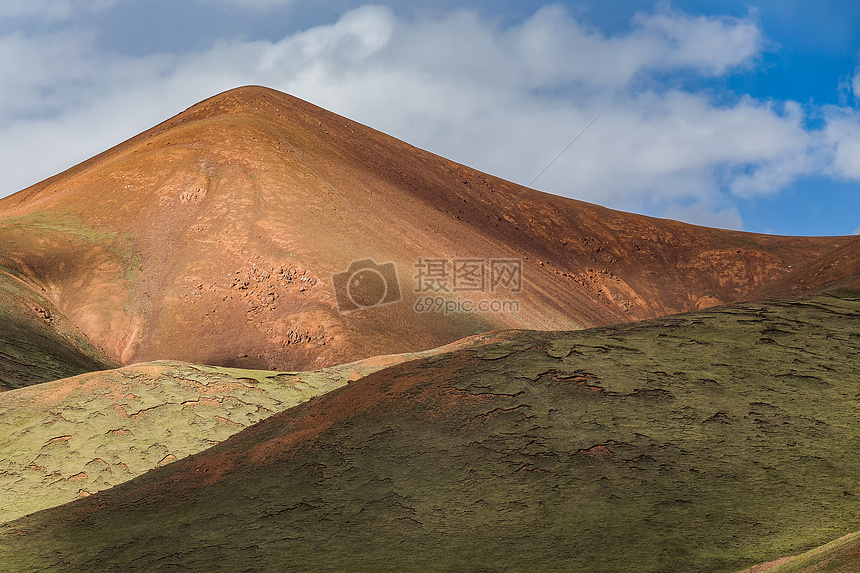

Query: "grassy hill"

xmin=1 ymin=291 xmax=857 ymax=572
xmin=0 ymin=333 xmax=497 ymax=524
xmin=0 ymin=361 xmax=342 ymax=523
xmin=742 ymin=531 xmax=860 ymax=572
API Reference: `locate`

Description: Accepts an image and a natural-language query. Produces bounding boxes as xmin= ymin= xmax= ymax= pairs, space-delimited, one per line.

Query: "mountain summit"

xmin=0 ymin=86 xmax=851 ymax=374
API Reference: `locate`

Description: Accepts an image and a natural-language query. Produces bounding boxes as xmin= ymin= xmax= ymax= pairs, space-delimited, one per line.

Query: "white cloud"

xmin=260 ymin=4 xmax=395 ymax=70
xmin=821 ymin=68 xmax=860 ymax=182
xmin=631 ymin=8 xmax=761 ymax=76
xmin=507 ymin=91 xmax=816 ymax=212
xmin=663 ymin=203 xmax=744 ymax=231
xmin=0 ymin=30 xmax=123 ymax=122
xmin=0 ymin=3 xmax=856 ymax=232
xmin=822 ymin=107 xmax=860 ymax=179
xmin=854 ymin=68 xmax=860 ymax=100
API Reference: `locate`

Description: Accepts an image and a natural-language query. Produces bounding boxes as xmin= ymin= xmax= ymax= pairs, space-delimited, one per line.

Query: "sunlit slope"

xmin=749 ymin=236 xmax=860 ymax=301
xmin=1 ymin=291 xmax=858 ymax=572
xmin=0 ymin=86 xmax=849 ymax=371
xmin=0 ymin=332 xmax=498 ymax=523
xmin=738 ymin=531 xmax=860 ymax=573
xmin=0 ymin=361 xmax=338 ymax=524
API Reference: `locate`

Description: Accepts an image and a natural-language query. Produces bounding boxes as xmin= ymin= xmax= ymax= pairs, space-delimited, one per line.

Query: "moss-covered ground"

xmin=0 ymin=292 xmax=858 ymax=572
xmin=0 ymin=361 xmax=347 ymax=523
xmin=746 ymin=531 xmax=860 ymax=572
xmin=0 ymin=337 xmax=489 ymax=524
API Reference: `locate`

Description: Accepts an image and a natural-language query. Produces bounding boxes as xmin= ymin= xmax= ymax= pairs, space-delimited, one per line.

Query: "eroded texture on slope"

xmin=0 ymin=86 xmax=850 ymax=371
xmin=0 ymin=361 xmax=340 ymax=523
xmin=749 ymin=236 xmax=860 ymax=301
xmin=0 ymin=257 xmax=118 ymax=390
xmin=1 ymin=292 xmax=859 ymax=572
xmin=0 ymin=332 xmax=498 ymax=523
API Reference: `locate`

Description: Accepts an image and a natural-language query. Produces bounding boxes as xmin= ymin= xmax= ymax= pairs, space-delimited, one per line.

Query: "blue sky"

xmin=1 ymin=1 xmax=859 ymax=236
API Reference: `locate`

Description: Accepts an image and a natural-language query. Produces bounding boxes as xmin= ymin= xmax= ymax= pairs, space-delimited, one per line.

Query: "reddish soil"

xmin=55 ymin=350 xmax=498 ymax=514
xmin=747 ymin=235 xmax=860 ymax=300
xmin=738 ymin=556 xmax=796 ymax=572
xmin=0 ymin=86 xmax=852 ymax=371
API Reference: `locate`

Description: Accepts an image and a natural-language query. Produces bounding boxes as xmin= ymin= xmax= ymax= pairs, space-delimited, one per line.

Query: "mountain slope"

xmin=739 ymin=531 xmax=860 ymax=573
xmin=0 ymin=361 xmax=337 ymax=524
xmin=0 ymin=257 xmax=117 ymax=390
xmin=2 ymin=291 xmax=858 ymax=572
xmin=748 ymin=236 xmax=860 ymax=301
xmin=0 ymin=86 xmax=849 ymax=372
xmin=0 ymin=332 xmax=495 ymax=523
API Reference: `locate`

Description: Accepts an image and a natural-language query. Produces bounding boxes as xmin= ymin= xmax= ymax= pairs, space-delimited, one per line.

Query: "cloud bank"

xmin=1 ymin=3 xmax=859 ymax=231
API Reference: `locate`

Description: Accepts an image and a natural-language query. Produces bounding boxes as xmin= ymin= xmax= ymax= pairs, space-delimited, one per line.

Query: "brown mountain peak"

xmin=0 ymin=86 xmax=852 ymax=375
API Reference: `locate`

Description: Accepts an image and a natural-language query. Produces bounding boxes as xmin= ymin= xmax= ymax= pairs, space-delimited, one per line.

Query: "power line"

xmin=498 ymin=89 xmax=626 ymax=219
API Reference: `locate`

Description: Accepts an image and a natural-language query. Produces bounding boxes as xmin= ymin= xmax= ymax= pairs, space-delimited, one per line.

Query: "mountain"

xmin=0 ymin=86 xmax=851 ymax=378
xmin=1 ymin=86 xmax=858 ymax=571
xmin=1 ymin=291 xmax=858 ymax=572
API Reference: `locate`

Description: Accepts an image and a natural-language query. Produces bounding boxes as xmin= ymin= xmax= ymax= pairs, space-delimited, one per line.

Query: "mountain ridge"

xmin=0 ymin=85 xmax=852 ymax=376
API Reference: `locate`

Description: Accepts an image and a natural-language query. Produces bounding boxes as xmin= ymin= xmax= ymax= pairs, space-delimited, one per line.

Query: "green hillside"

xmin=0 ymin=361 xmax=347 ymax=523
xmin=0 ymin=292 xmax=858 ymax=572
xmin=745 ymin=531 xmax=860 ymax=572
xmin=0 ymin=336 xmax=493 ymax=523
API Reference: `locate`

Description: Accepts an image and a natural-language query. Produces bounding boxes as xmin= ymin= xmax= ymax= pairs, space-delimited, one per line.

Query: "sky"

xmin=1 ymin=1 xmax=859 ymax=236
